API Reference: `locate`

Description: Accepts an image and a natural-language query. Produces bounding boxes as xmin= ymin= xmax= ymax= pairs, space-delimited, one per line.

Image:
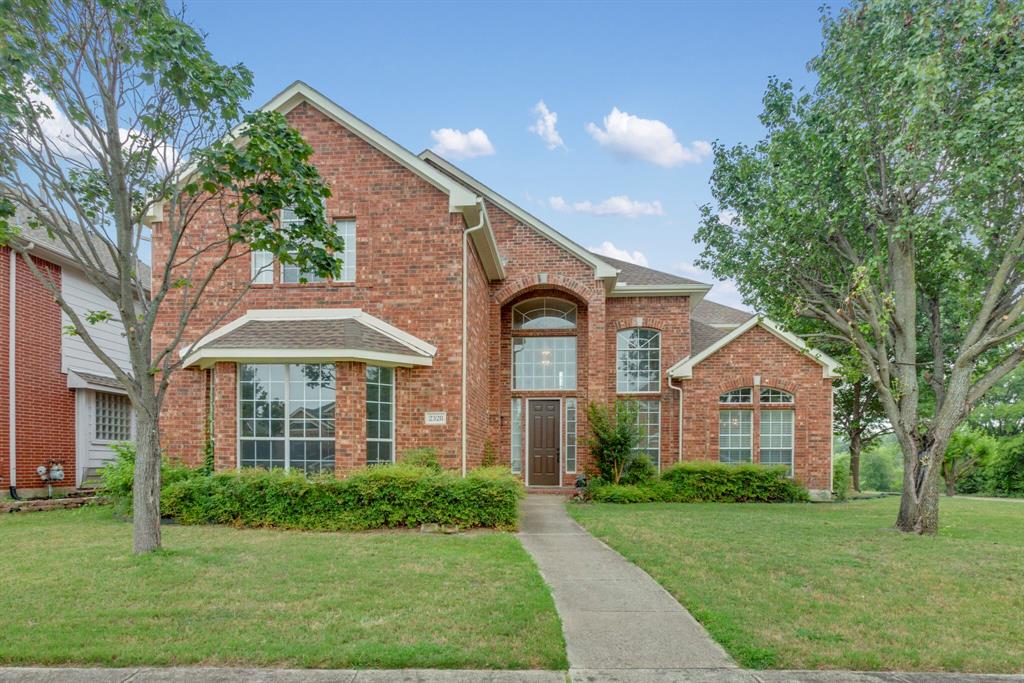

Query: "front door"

xmin=528 ymin=400 xmax=560 ymax=486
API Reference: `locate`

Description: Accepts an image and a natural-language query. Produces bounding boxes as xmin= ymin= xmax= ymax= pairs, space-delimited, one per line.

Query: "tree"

xmin=941 ymin=429 xmax=997 ymax=497
xmin=586 ymin=401 xmax=641 ymax=485
xmin=696 ymin=0 xmax=1024 ymax=534
xmin=968 ymin=366 xmax=1024 ymax=439
xmin=0 ymin=0 xmax=345 ymax=553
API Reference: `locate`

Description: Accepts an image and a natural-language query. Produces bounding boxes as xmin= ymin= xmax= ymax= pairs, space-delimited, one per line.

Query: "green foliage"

xmin=942 ymin=429 xmax=998 ymax=494
xmin=586 ymin=400 xmax=641 ymax=484
xmin=591 ymin=462 xmax=809 ymax=504
xmin=832 ymin=455 xmax=850 ymax=501
xmin=983 ymin=436 xmax=1024 ymax=497
xmin=401 ymin=447 xmax=441 ymax=472
xmin=480 ymin=440 xmax=497 ymax=468
xmin=99 ymin=442 xmax=201 ymax=515
xmin=620 ymin=453 xmax=657 ymax=486
xmin=161 ymin=465 xmax=523 ymax=531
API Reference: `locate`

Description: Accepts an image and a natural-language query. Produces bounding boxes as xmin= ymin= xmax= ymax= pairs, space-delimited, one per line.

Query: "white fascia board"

xmin=609 ymin=284 xmax=712 ymax=303
xmin=268 ymin=82 xmax=477 ymax=212
xmin=183 ymin=347 xmax=433 ymax=370
xmin=419 ymin=150 xmax=619 ymax=280
xmin=458 ymin=199 xmax=506 ymax=281
xmin=180 ymin=307 xmax=437 ymax=360
xmin=667 ymin=316 xmax=841 ymax=380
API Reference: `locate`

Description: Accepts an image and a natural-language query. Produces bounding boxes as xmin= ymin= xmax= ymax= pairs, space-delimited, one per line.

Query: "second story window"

xmin=616 ymin=328 xmax=661 ymax=394
xmin=252 ymin=209 xmax=357 ymax=285
xmin=335 ymin=219 xmax=356 ymax=282
xmin=281 ymin=208 xmax=325 ymax=284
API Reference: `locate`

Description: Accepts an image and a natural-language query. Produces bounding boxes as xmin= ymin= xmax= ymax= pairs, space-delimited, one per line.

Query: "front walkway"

xmin=516 ymin=494 xmax=735 ymax=671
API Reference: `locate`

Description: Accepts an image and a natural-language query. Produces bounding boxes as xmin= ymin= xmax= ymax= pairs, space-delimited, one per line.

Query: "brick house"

xmin=2 ymin=206 xmax=142 ymax=497
xmin=154 ymin=82 xmax=838 ymax=499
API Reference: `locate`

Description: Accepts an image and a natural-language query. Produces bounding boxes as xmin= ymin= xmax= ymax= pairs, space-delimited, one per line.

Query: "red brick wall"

xmin=465 ymin=236 xmax=491 ymax=469
xmin=0 ymin=251 xmax=76 ymax=492
xmin=682 ymin=325 xmax=834 ymax=491
xmin=154 ymin=101 xmax=466 ymax=471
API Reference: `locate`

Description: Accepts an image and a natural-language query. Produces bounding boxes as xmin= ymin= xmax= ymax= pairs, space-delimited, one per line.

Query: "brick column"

xmin=212 ymin=362 xmax=237 ymax=471
xmin=334 ymin=361 xmax=365 ymax=474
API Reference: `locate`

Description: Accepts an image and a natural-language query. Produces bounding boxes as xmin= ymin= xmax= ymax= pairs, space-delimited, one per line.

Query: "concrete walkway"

xmin=516 ymin=494 xmax=735 ymax=671
xmin=0 ymin=669 xmax=1021 ymax=683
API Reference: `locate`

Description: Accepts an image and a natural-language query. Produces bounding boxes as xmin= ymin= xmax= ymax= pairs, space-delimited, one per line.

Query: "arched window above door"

xmin=512 ymin=297 xmax=577 ymax=330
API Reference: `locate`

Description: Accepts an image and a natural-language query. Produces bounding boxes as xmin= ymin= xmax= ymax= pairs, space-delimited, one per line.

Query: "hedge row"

xmin=590 ymin=462 xmax=810 ymax=503
xmin=160 ymin=465 xmax=524 ymax=531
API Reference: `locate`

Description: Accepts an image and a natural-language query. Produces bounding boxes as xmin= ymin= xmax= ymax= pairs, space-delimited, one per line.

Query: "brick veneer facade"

xmin=153 ymin=87 xmax=836 ymax=496
xmin=0 ymin=248 xmax=77 ymax=494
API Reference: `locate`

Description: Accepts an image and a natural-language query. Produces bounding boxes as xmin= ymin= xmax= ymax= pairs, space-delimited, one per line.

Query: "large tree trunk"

xmin=896 ymin=438 xmax=946 ymax=535
xmin=132 ymin=408 xmax=162 ymax=554
xmin=849 ymin=431 xmax=862 ymax=492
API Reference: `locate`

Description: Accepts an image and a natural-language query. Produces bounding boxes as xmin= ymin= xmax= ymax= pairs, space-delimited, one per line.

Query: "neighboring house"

xmin=153 ymin=81 xmax=838 ymax=499
xmin=1 ymin=206 xmax=145 ymax=497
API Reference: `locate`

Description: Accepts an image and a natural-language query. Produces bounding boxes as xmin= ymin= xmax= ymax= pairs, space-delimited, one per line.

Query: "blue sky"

xmin=190 ymin=1 xmax=827 ymax=309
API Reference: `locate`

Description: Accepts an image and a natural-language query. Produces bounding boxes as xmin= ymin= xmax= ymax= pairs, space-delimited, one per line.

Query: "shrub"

xmin=161 ymin=464 xmax=523 ymax=531
xmin=587 ymin=400 xmax=640 ymax=484
xmin=832 ymin=455 xmax=851 ymax=501
xmin=660 ymin=462 xmax=809 ymax=503
xmin=401 ymin=447 xmax=441 ymax=471
xmin=592 ymin=483 xmax=659 ymax=504
xmin=621 ymin=453 xmax=657 ymax=486
xmin=481 ymin=440 xmax=497 ymax=467
xmin=99 ymin=442 xmax=201 ymax=514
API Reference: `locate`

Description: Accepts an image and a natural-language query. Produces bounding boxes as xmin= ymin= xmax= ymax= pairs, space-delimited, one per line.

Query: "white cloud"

xmin=549 ymin=194 xmax=664 ymax=218
xmin=585 ymin=107 xmax=710 ymax=167
xmin=429 ymin=127 xmax=495 ymax=159
xmin=588 ymin=241 xmax=649 ymax=267
xmin=672 ymin=261 xmax=751 ymax=311
xmin=529 ymin=100 xmax=565 ymax=150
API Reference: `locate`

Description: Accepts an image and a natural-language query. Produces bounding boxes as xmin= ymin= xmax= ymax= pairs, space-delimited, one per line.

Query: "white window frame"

xmin=616 ymin=328 xmax=661 ymax=394
xmin=720 ymin=388 xmax=753 ymax=404
xmin=93 ymin=391 xmax=133 ymax=442
xmin=633 ymin=399 xmax=661 ymax=470
xmin=366 ymin=365 xmax=396 ymax=465
xmin=512 ymin=297 xmax=577 ymax=330
xmin=719 ymin=409 xmax=753 ymax=463
xmin=335 ymin=218 xmax=356 ymax=282
xmin=760 ymin=388 xmax=794 ymax=404
xmin=280 ymin=208 xmax=325 ymax=284
xmin=237 ymin=363 xmax=336 ymax=473
xmin=564 ymin=398 xmax=578 ymax=474
xmin=250 ymin=249 xmax=274 ymax=284
xmin=511 ymin=336 xmax=578 ymax=391
xmin=510 ymin=398 xmax=523 ymax=474
xmin=759 ymin=409 xmax=794 ymax=475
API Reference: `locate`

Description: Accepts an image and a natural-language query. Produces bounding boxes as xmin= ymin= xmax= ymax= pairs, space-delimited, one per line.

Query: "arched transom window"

xmin=760 ymin=388 xmax=794 ymax=404
xmin=719 ymin=388 xmax=753 ymax=403
xmin=512 ymin=297 xmax=577 ymax=330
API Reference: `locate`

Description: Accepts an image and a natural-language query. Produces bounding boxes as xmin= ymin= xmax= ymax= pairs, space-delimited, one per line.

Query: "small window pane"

xmin=720 ymin=388 xmax=753 ymax=404
xmin=510 ymin=398 xmax=523 ymax=474
xmin=565 ymin=398 xmax=578 ymax=474
xmin=633 ymin=399 xmax=661 ymax=469
xmin=366 ymin=366 xmax=395 ymax=465
xmin=512 ymin=337 xmax=577 ymax=390
xmin=280 ymin=207 xmax=325 ymax=283
xmin=94 ymin=392 xmax=132 ymax=441
xmin=719 ymin=409 xmax=752 ymax=463
xmin=616 ymin=329 xmax=661 ymax=394
xmin=512 ymin=297 xmax=577 ymax=330
xmin=335 ymin=219 xmax=356 ymax=282
xmin=251 ymin=250 xmax=273 ymax=284
xmin=760 ymin=388 xmax=794 ymax=404
xmin=760 ymin=409 xmax=793 ymax=474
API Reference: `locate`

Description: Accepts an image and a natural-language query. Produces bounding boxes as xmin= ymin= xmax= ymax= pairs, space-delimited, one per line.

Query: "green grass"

xmin=0 ymin=505 xmax=566 ymax=669
xmin=568 ymin=497 xmax=1024 ymax=673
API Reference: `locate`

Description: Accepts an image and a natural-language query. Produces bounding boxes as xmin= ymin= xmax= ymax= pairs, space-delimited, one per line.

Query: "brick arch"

xmin=611 ymin=316 xmax=672 ymax=332
xmin=711 ymin=374 xmax=757 ymax=397
xmin=758 ymin=378 xmax=800 ymax=396
xmin=495 ymin=274 xmax=594 ymax=306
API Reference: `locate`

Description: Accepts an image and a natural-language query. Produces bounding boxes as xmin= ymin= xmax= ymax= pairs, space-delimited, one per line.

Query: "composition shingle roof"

xmin=591 ymin=254 xmax=705 ymax=287
xmin=692 ymin=299 xmax=755 ymax=326
xmin=205 ymin=318 xmax=418 ymax=356
xmin=70 ymin=371 xmax=126 ymax=390
xmin=690 ymin=320 xmax=731 ymax=355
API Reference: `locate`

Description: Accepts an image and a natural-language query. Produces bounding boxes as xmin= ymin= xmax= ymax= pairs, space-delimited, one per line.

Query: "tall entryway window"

xmin=527 ymin=399 xmax=561 ymax=486
xmin=238 ymin=363 xmax=336 ymax=474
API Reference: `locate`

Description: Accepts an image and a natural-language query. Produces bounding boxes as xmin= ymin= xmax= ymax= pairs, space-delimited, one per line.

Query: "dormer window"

xmin=512 ymin=297 xmax=577 ymax=330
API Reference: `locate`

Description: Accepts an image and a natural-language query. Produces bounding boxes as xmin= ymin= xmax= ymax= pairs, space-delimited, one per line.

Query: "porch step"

xmin=525 ymin=486 xmax=575 ymax=495
xmin=1 ymin=491 xmax=97 ymax=513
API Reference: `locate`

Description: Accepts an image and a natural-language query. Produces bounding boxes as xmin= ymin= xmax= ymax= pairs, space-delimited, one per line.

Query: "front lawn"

xmin=568 ymin=497 xmax=1024 ymax=673
xmin=0 ymin=505 xmax=566 ymax=669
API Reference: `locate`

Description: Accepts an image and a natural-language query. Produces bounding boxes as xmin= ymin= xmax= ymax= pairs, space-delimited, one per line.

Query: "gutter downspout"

xmin=461 ymin=201 xmax=486 ymax=478
xmin=669 ymin=375 xmax=684 ymax=463
xmin=8 ymin=247 xmax=19 ymax=498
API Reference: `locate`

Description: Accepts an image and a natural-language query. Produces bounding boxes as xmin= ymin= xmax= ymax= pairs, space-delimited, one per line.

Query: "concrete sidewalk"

xmin=516 ymin=495 xmax=735 ymax=671
xmin=1 ymin=668 xmax=1020 ymax=682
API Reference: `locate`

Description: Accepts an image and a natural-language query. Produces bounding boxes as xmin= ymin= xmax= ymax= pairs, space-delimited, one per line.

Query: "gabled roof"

xmin=668 ymin=316 xmax=840 ymax=379
xmin=692 ymin=299 xmax=754 ymax=328
xmin=690 ymin=320 xmax=730 ymax=356
xmin=420 ymin=150 xmax=619 ymax=280
xmin=593 ymin=254 xmax=711 ymax=300
xmin=182 ymin=308 xmax=437 ymax=369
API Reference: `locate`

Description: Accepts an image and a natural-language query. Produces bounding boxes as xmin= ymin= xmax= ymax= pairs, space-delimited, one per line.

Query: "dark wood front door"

xmin=528 ymin=400 xmax=560 ymax=486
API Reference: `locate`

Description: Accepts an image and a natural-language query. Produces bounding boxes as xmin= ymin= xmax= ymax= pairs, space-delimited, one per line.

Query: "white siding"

xmin=60 ymin=267 xmax=132 ymax=375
